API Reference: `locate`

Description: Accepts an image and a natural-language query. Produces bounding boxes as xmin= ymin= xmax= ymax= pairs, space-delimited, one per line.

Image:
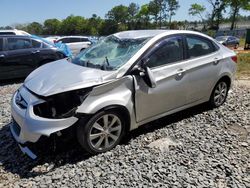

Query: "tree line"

xmin=1 ymin=0 xmax=249 ymax=36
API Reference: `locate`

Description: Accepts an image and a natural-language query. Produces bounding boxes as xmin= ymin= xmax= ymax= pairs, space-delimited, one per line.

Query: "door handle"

xmin=213 ymin=58 xmax=220 ymax=65
xmin=175 ymin=69 xmax=186 ymax=80
xmin=31 ymin=50 xmax=40 ymax=54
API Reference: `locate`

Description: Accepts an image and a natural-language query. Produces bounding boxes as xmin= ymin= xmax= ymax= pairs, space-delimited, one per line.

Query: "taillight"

xmin=231 ymin=56 xmax=237 ymax=63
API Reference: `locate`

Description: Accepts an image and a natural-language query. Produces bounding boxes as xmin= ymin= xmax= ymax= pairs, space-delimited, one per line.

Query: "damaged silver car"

xmin=10 ymin=30 xmax=237 ymax=159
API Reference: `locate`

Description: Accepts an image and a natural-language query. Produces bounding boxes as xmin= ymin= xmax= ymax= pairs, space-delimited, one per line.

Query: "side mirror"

xmin=145 ymin=67 xmax=156 ymax=88
xmin=131 ymin=65 xmax=156 ymax=88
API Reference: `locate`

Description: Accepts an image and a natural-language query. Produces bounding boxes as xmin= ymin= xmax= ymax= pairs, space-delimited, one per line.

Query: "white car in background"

xmin=45 ymin=36 xmax=61 ymax=43
xmin=55 ymin=36 xmax=92 ymax=56
xmin=0 ymin=29 xmax=30 ymax=36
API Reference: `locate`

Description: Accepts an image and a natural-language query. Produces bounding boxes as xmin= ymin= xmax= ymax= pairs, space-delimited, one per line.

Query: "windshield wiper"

xmin=101 ymin=56 xmax=110 ymax=70
xmin=105 ymin=56 xmax=110 ymax=66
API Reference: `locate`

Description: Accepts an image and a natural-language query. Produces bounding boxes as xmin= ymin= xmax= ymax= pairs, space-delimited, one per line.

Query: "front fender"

xmin=76 ymin=75 xmax=138 ymax=130
xmin=76 ymin=76 xmax=138 ymax=130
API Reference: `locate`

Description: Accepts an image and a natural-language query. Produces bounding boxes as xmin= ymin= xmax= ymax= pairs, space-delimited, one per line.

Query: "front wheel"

xmin=209 ymin=80 xmax=229 ymax=108
xmin=77 ymin=110 xmax=126 ymax=154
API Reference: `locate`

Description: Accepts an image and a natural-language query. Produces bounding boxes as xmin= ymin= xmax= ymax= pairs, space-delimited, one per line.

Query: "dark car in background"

xmin=215 ymin=36 xmax=240 ymax=49
xmin=0 ymin=35 xmax=66 ymax=80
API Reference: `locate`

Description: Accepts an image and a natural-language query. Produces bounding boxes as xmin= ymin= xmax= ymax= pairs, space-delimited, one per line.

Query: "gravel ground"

xmin=0 ymin=80 xmax=249 ymax=188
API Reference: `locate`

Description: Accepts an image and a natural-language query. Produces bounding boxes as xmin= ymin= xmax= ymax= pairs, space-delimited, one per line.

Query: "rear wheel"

xmin=234 ymin=44 xmax=239 ymax=49
xmin=209 ymin=80 xmax=229 ymax=108
xmin=77 ymin=110 xmax=126 ymax=154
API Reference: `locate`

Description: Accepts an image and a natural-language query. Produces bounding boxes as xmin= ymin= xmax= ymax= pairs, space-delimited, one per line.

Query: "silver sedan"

xmin=10 ymin=30 xmax=237 ymax=158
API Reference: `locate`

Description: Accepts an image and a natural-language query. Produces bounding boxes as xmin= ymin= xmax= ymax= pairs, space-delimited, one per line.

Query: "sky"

xmin=0 ymin=0 xmax=249 ymax=27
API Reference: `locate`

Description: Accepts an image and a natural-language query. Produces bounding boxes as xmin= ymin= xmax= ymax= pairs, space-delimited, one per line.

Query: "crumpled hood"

xmin=24 ymin=59 xmax=116 ymax=96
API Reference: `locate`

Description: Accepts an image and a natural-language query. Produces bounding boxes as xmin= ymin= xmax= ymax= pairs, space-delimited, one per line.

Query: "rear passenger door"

xmin=4 ymin=37 xmax=36 ymax=78
xmin=183 ymin=35 xmax=222 ymax=104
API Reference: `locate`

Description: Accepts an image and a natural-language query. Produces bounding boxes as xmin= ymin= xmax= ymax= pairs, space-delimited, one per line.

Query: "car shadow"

xmin=0 ymin=103 xmax=212 ymax=179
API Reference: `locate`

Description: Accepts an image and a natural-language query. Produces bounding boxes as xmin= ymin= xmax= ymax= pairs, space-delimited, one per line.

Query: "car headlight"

xmin=33 ymin=88 xmax=92 ymax=119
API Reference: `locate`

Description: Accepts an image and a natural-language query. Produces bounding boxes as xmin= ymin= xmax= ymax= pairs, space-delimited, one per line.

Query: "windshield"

xmin=216 ymin=36 xmax=228 ymax=41
xmin=72 ymin=35 xmax=150 ymax=71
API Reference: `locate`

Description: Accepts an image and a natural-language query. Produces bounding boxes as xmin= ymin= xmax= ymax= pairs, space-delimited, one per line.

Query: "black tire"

xmin=208 ymin=80 xmax=229 ymax=108
xmin=234 ymin=43 xmax=239 ymax=49
xmin=77 ymin=109 xmax=126 ymax=154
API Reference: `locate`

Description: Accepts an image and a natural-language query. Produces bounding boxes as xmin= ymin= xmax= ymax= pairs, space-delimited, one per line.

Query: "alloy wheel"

xmin=213 ymin=82 xmax=227 ymax=107
xmin=88 ymin=114 xmax=122 ymax=151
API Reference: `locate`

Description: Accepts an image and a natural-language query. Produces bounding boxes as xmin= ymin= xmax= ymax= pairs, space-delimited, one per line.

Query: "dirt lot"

xmin=0 ymin=80 xmax=249 ymax=187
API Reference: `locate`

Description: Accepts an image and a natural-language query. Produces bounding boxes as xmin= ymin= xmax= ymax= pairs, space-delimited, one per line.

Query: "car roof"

xmin=113 ymin=30 xmax=210 ymax=39
xmin=58 ymin=36 xmax=89 ymax=39
xmin=0 ymin=35 xmax=30 ymax=38
xmin=0 ymin=30 xmax=30 ymax=35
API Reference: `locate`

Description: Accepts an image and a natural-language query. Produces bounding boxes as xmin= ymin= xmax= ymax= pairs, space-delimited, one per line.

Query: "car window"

xmin=186 ymin=36 xmax=215 ymax=58
xmin=31 ymin=39 xmax=42 ymax=48
xmin=0 ymin=32 xmax=15 ymax=35
xmin=0 ymin=38 xmax=3 ymax=51
xmin=229 ymin=37 xmax=235 ymax=41
xmin=81 ymin=38 xmax=90 ymax=42
xmin=57 ymin=38 xmax=69 ymax=43
xmin=147 ymin=36 xmax=184 ymax=68
xmin=7 ymin=38 xmax=32 ymax=50
xmin=68 ymin=38 xmax=82 ymax=43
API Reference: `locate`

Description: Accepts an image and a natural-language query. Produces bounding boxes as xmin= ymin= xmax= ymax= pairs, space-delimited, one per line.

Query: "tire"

xmin=208 ymin=80 xmax=229 ymax=108
xmin=77 ymin=109 xmax=126 ymax=154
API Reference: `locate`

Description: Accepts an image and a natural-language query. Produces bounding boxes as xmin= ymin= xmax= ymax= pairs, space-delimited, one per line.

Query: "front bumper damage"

xmin=10 ymin=86 xmax=78 ymax=159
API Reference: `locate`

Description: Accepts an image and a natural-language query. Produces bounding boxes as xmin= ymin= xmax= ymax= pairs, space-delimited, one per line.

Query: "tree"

xmin=87 ymin=14 xmax=103 ymax=35
xmin=189 ymin=3 xmax=206 ymax=21
xmin=136 ymin=4 xmax=151 ymax=29
xmin=225 ymin=0 xmax=250 ymax=30
xmin=128 ymin=3 xmax=140 ymax=29
xmin=106 ymin=5 xmax=129 ymax=25
xmin=60 ymin=15 xmax=87 ymax=35
xmin=148 ymin=0 xmax=163 ymax=26
xmin=189 ymin=3 xmax=206 ymax=29
xmin=26 ymin=22 xmax=43 ymax=35
xmin=43 ymin=19 xmax=61 ymax=35
xmin=165 ymin=0 xmax=180 ymax=25
xmin=207 ymin=0 xmax=227 ymax=30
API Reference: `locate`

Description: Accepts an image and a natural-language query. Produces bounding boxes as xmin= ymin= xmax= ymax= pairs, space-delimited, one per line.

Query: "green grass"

xmin=237 ymin=53 xmax=250 ymax=78
xmin=239 ymin=38 xmax=246 ymax=48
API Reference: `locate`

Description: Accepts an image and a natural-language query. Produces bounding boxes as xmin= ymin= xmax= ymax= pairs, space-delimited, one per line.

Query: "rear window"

xmin=68 ymin=38 xmax=82 ymax=43
xmin=81 ymin=38 xmax=90 ymax=42
xmin=31 ymin=39 xmax=42 ymax=48
xmin=186 ymin=36 xmax=216 ymax=58
xmin=0 ymin=32 xmax=15 ymax=35
xmin=0 ymin=38 xmax=3 ymax=51
xmin=57 ymin=38 xmax=69 ymax=43
xmin=7 ymin=38 xmax=32 ymax=50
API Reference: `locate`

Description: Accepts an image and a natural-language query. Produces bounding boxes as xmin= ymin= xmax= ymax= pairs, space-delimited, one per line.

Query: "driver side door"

xmin=134 ymin=35 xmax=189 ymax=123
